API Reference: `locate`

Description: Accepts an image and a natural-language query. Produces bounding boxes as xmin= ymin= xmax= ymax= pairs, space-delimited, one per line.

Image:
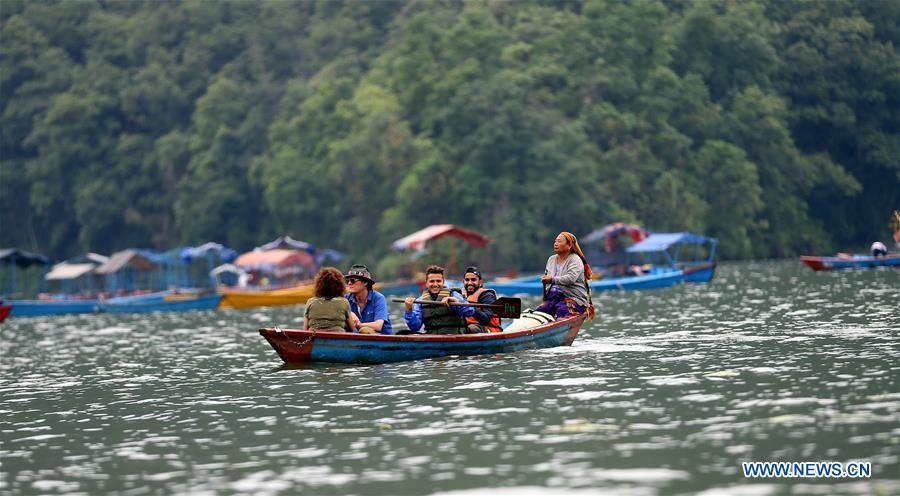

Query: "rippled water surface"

xmin=2 ymin=261 xmax=898 ymax=495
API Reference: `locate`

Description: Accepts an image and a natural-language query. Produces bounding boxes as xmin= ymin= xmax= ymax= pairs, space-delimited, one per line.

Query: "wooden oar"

xmin=391 ymin=297 xmax=522 ymax=319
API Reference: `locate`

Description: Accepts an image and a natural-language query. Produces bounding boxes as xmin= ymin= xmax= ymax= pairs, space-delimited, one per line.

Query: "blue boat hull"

xmin=491 ymin=263 xmax=716 ymax=295
xmin=260 ymin=314 xmax=587 ymax=364
xmin=801 ymin=254 xmax=900 ymax=271
xmin=8 ymin=299 xmax=99 ymax=317
xmin=591 ymin=269 xmax=686 ymax=291
xmin=101 ymin=293 xmax=223 ymax=314
xmin=683 ymin=263 xmax=717 ymax=282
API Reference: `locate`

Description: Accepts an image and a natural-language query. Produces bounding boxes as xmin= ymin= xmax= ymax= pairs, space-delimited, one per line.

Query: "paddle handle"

xmin=391 ymin=298 xmax=500 ymax=309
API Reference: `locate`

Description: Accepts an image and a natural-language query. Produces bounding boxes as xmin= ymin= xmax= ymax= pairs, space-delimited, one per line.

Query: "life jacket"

xmin=419 ymin=288 xmax=467 ymax=334
xmin=465 ymin=288 xmax=502 ymax=332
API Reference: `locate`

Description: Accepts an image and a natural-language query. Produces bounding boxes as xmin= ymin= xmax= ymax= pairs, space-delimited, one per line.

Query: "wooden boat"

xmin=7 ymin=299 xmax=99 ymax=317
xmin=800 ymin=254 xmax=900 ymax=271
xmin=0 ymin=304 xmax=11 ymax=322
xmin=259 ymin=314 xmax=587 ymax=365
xmin=101 ymin=290 xmax=223 ymax=314
xmin=217 ymin=284 xmax=314 ymax=309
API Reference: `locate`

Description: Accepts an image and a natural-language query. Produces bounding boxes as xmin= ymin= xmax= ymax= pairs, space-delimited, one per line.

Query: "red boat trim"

xmin=683 ymin=262 xmax=716 ymax=274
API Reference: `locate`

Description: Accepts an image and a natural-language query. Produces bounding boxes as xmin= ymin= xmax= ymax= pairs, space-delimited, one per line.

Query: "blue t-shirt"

xmin=346 ymin=290 xmax=393 ymax=335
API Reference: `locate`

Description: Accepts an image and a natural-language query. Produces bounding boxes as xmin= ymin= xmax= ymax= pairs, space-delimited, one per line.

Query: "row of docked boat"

xmin=3 ymin=284 xmax=317 ymax=318
xmin=5 ymin=290 xmax=225 ymax=318
xmin=2 ymin=279 xmax=427 ymax=319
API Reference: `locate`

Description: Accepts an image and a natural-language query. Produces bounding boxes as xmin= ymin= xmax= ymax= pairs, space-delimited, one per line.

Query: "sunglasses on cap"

xmin=464 ymin=266 xmax=482 ymax=278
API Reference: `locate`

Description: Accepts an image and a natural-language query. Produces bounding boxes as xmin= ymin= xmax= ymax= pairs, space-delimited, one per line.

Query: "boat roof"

xmin=180 ymin=242 xmax=237 ymax=263
xmin=210 ymin=263 xmax=247 ymax=277
xmin=582 ymin=223 xmax=650 ymax=252
xmin=46 ymin=262 xmax=97 ymax=280
xmin=627 ymin=233 xmax=716 ymax=253
xmin=234 ymin=249 xmax=315 ymax=269
xmin=392 ymin=224 xmax=491 ymax=251
xmin=255 ymin=236 xmax=315 ymax=253
xmin=0 ymin=248 xmax=50 ymax=267
xmin=95 ymin=250 xmax=157 ymax=274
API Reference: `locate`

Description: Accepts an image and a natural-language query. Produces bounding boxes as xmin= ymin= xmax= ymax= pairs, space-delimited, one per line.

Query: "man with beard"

xmin=461 ymin=266 xmax=502 ymax=333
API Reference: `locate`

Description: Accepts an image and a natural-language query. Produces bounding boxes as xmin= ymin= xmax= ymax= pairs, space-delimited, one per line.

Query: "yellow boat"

xmin=218 ymin=284 xmax=315 ymax=309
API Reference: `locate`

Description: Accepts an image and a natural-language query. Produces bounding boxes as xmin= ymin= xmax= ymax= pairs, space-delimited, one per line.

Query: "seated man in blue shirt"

xmin=403 ymin=265 xmax=474 ymax=334
xmin=344 ymin=264 xmax=393 ymax=335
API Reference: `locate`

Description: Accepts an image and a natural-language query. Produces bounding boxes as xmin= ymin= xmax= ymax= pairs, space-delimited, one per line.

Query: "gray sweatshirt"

xmin=543 ymin=254 xmax=590 ymax=307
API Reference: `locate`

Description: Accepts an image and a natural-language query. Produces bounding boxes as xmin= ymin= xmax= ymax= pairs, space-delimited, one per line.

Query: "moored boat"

xmin=7 ymin=299 xmax=99 ymax=317
xmin=0 ymin=304 xmax=11 ymax=322
xmin=259 ymin=314 xmax=587 ymax=365
xmin=800 ymin=254 xmax=900 ymax=271
xmin=101 ymin=290 xmax=223 ymax=314
xmin=217 ymin=284 xmax=315 ymax=309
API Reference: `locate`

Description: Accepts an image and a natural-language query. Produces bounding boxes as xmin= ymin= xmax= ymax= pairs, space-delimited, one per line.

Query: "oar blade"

xmin=494 ymin=297 xmax=521 ymax=319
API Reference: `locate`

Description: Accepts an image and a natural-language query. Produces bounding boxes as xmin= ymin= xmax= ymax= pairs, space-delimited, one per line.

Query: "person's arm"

xmin=447 ymin=290 xmax=475 ymax=317
xmin=471 ymin=290 xmax=496 ymax=324
xmin=303 ymin=304 xmax=310 ymax=329
xmin=553 ymin=257 xmax=583 ymax=285
xmin=540 ymin=257 xmax=554 ymax=284
xmin=347 ymin=311 xmax=359 ymax=331
xmin=404 ymin=302 xmax=423 ymax=332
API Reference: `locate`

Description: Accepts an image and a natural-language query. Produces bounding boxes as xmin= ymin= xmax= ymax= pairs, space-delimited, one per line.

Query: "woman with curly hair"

xmin=304 ymin=267 xmax=359 ymax=331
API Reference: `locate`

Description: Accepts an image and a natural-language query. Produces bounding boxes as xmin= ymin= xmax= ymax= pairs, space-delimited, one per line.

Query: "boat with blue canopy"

xmin=1 ymin=248 xmax=100 ymax=317
xmin=491 ymin=232 xmax=717 ymax=295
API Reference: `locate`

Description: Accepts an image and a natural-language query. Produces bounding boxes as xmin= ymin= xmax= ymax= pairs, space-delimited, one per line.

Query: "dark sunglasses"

xmin=346 ymin=278 xmax=361 ymax=284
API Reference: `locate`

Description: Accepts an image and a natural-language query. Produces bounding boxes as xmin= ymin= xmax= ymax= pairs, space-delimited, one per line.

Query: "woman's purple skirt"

xmin=535 ymin=287 xmax=586 ymax=318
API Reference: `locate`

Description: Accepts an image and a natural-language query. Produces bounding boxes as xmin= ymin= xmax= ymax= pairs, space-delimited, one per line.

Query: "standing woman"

xmin=536 ymin=232 xmax=596 ymax=320
xmin=304 ymin=267 xmax=359 ymax=331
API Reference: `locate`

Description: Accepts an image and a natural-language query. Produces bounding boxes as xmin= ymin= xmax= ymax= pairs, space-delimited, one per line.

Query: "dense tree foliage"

xmin=2 ymin=0 xmax=897 ymax=274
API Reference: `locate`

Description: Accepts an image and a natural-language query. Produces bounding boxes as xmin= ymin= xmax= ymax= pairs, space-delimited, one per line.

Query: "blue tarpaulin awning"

xmin=627 ymin=233 xmax=716 ymax=253
xmin=180 ymin=243 xmax=238 ymax=263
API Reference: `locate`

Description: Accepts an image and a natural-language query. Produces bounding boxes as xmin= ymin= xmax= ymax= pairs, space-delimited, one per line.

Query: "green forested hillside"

xmin=2 ymin=0 xmax=898 ymax=272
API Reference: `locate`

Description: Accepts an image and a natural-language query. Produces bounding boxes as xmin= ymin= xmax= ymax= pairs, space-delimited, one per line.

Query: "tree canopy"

xmin=2 ymin=0 xmax=897 ymax=273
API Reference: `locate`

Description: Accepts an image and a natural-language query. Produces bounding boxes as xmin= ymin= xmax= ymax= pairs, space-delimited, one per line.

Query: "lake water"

xmin=1 ymin=261 xmax=898 ymax=495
